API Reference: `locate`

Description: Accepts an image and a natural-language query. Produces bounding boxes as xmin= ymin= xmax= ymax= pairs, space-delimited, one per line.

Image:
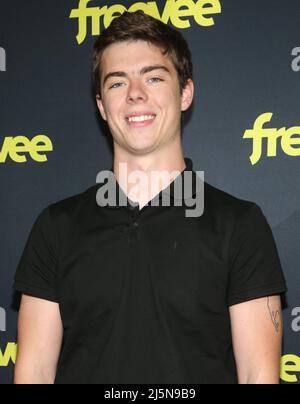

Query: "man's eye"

xmin=109 ymin=77 xmax=163 ymax=89
xmin=149 ymin=77 xmax=163 ymax=83
xmin=109 ymin=82 xmax=123 ymax=89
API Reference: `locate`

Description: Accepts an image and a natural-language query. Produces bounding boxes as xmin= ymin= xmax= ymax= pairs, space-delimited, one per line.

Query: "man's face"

xmin=96 ymin=40 xmax=193 ymax=155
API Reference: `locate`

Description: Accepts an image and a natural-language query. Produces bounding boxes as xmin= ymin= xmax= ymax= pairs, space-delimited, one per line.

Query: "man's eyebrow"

xmin=102 ymin=65 xmax=171 ymax=87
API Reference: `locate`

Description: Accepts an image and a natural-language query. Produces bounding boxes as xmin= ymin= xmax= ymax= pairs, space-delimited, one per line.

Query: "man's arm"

xmin=14 ymin=294 xmax=63 ymax=384
xmin=229 ymin=295 xmax=283 ymax=384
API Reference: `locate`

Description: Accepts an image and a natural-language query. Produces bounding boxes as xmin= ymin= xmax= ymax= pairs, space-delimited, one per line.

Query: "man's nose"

xmin=126 ymin=80 xmax=148 ymax=103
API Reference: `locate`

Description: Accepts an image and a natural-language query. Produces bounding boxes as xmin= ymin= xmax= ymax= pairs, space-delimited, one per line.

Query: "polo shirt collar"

xmin=103 ymin=157 xmax=202 ymax=209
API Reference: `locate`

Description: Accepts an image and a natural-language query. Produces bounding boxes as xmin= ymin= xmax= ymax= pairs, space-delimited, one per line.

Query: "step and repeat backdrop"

xmin=0 ymin=0 xmax=299 ymax=384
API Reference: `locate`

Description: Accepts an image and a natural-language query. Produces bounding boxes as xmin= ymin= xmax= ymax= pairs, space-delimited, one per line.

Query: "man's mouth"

xmin=126 ymin=114 xmax=156 ymax=127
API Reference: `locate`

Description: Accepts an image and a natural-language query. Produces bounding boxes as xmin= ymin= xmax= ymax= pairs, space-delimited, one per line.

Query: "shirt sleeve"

xmin=13 ymin=206 xmax=59 ymax=303
xmin=227 ymin=203 xmax=287 ymax=307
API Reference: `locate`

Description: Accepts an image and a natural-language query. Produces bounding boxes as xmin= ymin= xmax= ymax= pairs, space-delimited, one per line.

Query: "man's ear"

xmin=96 ymin=94 xmax=107 ymax=121
xmin=181 ymin=79 xmax=194 ymax=112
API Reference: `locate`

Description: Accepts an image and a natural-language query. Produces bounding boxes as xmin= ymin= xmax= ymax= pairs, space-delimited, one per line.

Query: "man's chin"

xmin=125 ymin=141 xmax=158 ymax=156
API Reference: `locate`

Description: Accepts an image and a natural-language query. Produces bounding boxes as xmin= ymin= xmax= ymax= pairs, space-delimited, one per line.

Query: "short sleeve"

xmin=227 ymin=203 xmax=287 ymax=307
xmin=13 ymin=206 xmax=59 ymax=303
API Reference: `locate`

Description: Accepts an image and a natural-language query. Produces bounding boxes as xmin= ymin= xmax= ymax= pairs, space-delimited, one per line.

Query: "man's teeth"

xmin=128 ymin=115 xmax=155 ymax=122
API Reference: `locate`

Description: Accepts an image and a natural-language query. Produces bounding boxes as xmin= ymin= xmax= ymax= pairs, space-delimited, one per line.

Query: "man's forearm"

xmin=14 ymin=366 xmax=55 ymax=384
xmin=239 ymin=368 xmax=280 ymax=384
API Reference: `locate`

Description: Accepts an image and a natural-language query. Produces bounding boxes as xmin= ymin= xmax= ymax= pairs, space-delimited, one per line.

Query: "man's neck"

xmin=113 ymin=147 xmax=186 ymax=210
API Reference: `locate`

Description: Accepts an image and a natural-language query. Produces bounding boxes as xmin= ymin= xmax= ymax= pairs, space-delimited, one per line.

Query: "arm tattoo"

xmin=267 ymin=297 xmax=281 ymax=333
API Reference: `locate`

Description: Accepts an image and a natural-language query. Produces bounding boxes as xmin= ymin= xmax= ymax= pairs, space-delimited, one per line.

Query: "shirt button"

xmin=133 ymin=222 xmax=139 ymax=227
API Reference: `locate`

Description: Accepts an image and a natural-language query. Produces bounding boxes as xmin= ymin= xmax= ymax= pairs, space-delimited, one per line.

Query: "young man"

xmin=14 ymin=11 xmax=287 ymax=384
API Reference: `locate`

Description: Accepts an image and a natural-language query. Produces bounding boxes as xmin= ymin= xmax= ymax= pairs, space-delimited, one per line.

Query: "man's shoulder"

xmin=46 ymin=184 xmax=98 ymax=220
xmin=203 ymin=181 xmax=259 ymax=221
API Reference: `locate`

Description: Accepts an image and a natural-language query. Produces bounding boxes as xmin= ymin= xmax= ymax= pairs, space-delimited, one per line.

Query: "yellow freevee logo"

xmin=70 ymin=0 xmax=222 ymax=45
xmin=281 ymin=355 xmax=300 ymax=383
xmin=0 ymin=343 xmax=17 ymax=367
xmin=243 ymin=113 xmax=300 ymax=165
xmin=0 ymin=135 xmax=53 ymax=163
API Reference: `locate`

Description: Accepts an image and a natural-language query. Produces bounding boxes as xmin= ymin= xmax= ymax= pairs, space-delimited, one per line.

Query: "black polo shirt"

xmin=14 ymin=157 xmax=287 ymax=384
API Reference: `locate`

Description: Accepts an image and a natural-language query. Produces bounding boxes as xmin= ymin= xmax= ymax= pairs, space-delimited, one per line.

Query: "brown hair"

xmin=92 ymin=11 xmax=193 ymax=100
